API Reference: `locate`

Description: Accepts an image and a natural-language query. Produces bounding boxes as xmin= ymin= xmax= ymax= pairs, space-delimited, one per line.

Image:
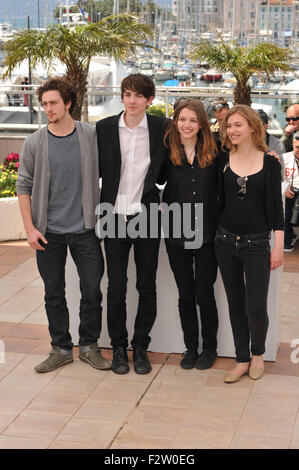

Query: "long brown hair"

xmin=220 ymin=104 xmax=269 ymax=153
xmin=164 ymin=98 xmax=217 ymax=167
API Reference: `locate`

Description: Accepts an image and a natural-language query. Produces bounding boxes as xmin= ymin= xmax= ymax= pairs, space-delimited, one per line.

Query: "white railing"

xmin=0 ymin=84 xmax=298 ymax=130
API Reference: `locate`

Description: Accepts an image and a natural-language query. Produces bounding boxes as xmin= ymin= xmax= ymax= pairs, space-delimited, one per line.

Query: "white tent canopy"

xmin=278 ymin=79 xmax=299 ymax=92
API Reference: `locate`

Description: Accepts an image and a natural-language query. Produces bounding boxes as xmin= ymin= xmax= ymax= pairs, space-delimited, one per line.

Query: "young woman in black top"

xmin=215 ymin=104 xmax=284 ymax=383
xmin=159 ymin=98 xmax=219 ymax=370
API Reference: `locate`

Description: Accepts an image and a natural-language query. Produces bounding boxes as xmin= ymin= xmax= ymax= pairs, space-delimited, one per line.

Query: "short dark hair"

xmin=121 ymin=73 xmax=155 ymax=100
xmin=257 ymin=109 xmax=269 ymax=125
xmin=37 ymin=77 xmax=77 ymax=116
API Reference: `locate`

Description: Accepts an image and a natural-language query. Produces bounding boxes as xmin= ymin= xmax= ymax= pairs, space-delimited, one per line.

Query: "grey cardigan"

xmin=17 ymin=121 xmax=100 ymax=235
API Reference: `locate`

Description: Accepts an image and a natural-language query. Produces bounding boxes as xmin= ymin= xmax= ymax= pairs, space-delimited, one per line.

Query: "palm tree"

xmin=191 ymin=39 xmax=293 ymax=105
xmin=3 ymin=14 xmax=153 ymax=120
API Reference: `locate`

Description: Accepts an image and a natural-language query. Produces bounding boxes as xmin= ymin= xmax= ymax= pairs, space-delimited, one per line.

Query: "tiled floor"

xmin=0 ymin=240 xmax=299 ymax=449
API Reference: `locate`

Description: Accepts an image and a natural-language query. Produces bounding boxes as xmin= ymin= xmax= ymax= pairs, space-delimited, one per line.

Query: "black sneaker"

xmin=284 ymin=243 xmax=295 ymax=252
xmin=112 ymin=346 xmax=129 ymax=374
xmin=195 ymin=350 xmax=217 ymax=370
xmin=284 ymin=233 xmax=297 ymax=252
xmin=133 ymin=347 xmax=152 ymax=374
xmin=180 ymin=349 xmax=198 ymax=370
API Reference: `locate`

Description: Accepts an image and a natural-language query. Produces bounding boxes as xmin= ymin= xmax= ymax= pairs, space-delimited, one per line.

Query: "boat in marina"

xmin=155 ymin=63 xmax=176 ymax=81
xmin=0 ymin=22 xmax=16 ymax=46
xmin=201 ymin=69 xmax=222 ymax=82
xmin=60 ymin=5 xmax=88 ymax=28
xmin=176 ymin=66 xmax=192 ymax=81
xmin=137 ymin=60 xmax=156 ymax=78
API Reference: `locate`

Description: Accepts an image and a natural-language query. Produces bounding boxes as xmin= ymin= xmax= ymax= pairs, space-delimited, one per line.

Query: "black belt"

xmin=217 ymin=226 xmax=270 ymax=243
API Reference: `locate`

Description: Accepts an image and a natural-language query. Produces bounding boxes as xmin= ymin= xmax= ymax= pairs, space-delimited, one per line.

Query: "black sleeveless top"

xmin=219 ymin=164 xmax=269 ymax=234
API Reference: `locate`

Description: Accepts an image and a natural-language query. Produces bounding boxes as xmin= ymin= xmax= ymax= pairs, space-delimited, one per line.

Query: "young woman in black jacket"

xmin=159 ymin=98 xmax=220 ymax=370
xmin=215 ymin=104 xmax=284 ymax=383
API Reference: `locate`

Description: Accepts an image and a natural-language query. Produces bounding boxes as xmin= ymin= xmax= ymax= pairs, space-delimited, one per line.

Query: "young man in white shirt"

xmin=96 ymin=74 xmax=168 ymax=375
xmin=283 ymin=131 xmax=299 ymax=252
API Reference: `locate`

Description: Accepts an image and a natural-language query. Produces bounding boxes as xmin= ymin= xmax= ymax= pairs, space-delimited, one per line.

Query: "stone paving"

xmin=0 ymin=241 xmax=299 ymax=449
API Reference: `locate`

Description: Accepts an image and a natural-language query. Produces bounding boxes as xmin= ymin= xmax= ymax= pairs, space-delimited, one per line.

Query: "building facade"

xmin=172 ymin=0 xmax=224 ymax=33
xmin=171 ymin=0 xmax=298 ymax=44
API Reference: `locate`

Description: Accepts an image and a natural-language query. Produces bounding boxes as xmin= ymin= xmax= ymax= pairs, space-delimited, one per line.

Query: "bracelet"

xmin=25 ymin=227 xmax=35 ymax=234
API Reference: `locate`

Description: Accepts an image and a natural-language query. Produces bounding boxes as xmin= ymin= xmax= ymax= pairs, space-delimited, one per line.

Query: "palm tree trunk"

xmin=233 ymin=81 xmax=252 ymax=106
xmin=64 ymin=66 xmax=89 ymax=121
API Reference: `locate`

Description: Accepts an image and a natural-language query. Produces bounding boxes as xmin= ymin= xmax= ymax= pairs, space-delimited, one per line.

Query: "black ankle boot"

xmin=180 ymin=349 xmax=198 ymax=369
xmin=112 ymin=346 xmax=129 ymax=374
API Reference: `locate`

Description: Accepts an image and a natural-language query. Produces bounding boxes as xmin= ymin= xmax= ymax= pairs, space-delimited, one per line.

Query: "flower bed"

xmin=0 ymin=152 xmax=19 ymax=198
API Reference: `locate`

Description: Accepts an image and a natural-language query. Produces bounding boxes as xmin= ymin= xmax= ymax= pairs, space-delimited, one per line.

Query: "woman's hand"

xmin=270 ymin=230 xmax=284 ymax=270
xmin=270 ymin=246 xmax=283 ymax=270
xmin=267 ymin=150 xmax=281 ymax=163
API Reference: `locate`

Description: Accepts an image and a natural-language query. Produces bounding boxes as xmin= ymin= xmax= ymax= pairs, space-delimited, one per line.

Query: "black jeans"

xmin=104 ymin=236 xmax=160 ymax=349
xmin=36 ymin=230 xmax=104 ymax=350
xmin=214 ymin=226 xmax=271 ymax=363
xmin=165 ymin=241 xmax=218 ymax=353
xmin=284 ymin=196 xmax=296 ymax=246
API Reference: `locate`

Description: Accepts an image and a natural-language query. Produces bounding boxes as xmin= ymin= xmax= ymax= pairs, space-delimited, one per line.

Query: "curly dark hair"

xmin=37 ymin=77 xmax=78 ymax=116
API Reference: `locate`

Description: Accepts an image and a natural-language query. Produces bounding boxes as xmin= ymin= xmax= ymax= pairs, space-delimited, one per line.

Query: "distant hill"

xmin=0 ymin=0 xmax=59 ymax=29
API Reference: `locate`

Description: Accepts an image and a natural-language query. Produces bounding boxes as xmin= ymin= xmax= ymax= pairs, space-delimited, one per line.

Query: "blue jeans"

xmin=214 ymin=226 xmax=271 ymax=363
xmin=36 ymin=230 xmax=104 ymax=350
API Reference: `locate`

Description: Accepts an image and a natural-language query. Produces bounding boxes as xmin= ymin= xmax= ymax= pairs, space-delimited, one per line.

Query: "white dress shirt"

xmin=115 ymin=113 xmax=151 ymax=215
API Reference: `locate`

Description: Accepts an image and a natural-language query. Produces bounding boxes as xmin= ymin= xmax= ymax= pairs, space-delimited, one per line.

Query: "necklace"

xmin=185 ymin=147 xmax=195 ymax=164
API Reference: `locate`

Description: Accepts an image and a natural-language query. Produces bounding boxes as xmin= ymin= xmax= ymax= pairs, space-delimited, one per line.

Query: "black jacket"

xmin=96 ymin=112 xmax=168 ymax=208
xmin=159 ymin=151 xmax=222 ymax=245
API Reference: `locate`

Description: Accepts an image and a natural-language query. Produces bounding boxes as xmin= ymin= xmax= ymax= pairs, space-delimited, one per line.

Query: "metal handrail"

xmin=0 ymin=85 xmax=298 ymax=129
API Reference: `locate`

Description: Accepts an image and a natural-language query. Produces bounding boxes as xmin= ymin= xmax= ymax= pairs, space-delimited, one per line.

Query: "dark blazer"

xmin=96 ymin=112 xmax=168 ymax=208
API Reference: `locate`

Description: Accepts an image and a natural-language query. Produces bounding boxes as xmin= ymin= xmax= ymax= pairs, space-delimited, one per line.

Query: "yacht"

xmin=155 ymin=63 xmax=176 ymax=81
xmin=201 ymin=69 xmax=222 ymax=82
xmin=176 ymin=66 xmax=191 ymax=81
xmin=0 ymin=22 xmax=16 ymax=46
xmin=138 ymin=61 xmax=156 ymax=78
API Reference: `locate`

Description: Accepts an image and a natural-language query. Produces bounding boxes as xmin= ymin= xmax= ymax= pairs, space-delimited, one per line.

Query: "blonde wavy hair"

xmin=164 ymin=98 xmax=217 ymax=167
xmin=220 ymin=104 xmax=268 ymax=153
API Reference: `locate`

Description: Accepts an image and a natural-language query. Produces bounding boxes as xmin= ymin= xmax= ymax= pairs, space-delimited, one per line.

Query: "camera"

xmin=290 ymin=186 xmax=299 ymax=226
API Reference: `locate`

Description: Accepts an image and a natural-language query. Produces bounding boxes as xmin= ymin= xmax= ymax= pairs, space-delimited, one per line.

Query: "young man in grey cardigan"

xmin=17 ymin=78 xmax=111 ymax=373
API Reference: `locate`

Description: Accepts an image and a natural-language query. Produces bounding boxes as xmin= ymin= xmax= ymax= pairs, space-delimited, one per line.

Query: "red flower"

xmin=4 ymin=152 xmax=19 ymax=164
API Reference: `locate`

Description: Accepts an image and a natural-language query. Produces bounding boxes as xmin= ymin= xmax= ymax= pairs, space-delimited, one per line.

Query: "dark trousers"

xmin=36 ymin=230 xmax=104 ymax=350
xmin=284 ymin=196 xmax=296 ymax=246
xmin=104 ymin=236 xmax=160 ymax=349
xmin=214 ymin=226 xmax=271 ymax=363
xmin=165 ymin=241 xmax=218 ymax=353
